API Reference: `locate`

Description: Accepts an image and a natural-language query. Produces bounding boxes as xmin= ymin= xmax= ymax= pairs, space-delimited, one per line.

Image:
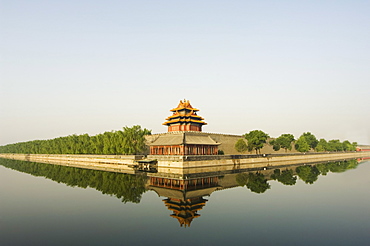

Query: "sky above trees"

xmin=1 ymin=0 xmax=369 ymax=145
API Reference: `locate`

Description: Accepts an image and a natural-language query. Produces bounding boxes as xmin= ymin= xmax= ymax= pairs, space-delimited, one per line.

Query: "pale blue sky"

xmin=1 ymin=0 xmax=369 ymax=145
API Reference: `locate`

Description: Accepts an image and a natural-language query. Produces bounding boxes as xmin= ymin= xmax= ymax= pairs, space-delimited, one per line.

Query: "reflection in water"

xmin=149 ymin=176 xmax=219 ymax=227
xmin=0 ymin=158 xmax=363 ymax=227
xmin=236 ymin=172 xmax=271 ymax=193
xmin=271 ymin=169 xmax=297 ymax=185
xmin=164 ymin=197 xmax=207 ymax=227
xmin=0 ymin=158 xmax=148 ymax=203
xmin=296 ymin=165 xmax=320 ymax=184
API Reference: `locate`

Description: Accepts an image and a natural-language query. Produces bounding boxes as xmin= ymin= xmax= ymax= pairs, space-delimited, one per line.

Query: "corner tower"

xmin=163 ymin=100 xmax=207 ymax=132
xmin=148 ymin=100 xmax=219 ymax=155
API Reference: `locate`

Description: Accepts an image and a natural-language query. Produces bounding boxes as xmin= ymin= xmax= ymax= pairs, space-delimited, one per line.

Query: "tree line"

xmin=0 ymin=125 xmax=151 ymax=155
xmin=0 ymin=126 xmax=358 ymax=155
xmin=235 ymin=130 xmax=357 ymax=154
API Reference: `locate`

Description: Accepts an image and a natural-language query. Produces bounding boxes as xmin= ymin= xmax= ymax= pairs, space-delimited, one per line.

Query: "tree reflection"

xmin=236 ymin=173 xmax=248 ymax=186
xmin=316 ymin=159 xmax=358 ymax=175
xmin=271 ymin=169 xmax=297 ymax=185
xmin=296 ymin=165 xmax=320 ymax=184
xmin=0 ymin=158 xmax=148 ymax=203
xmin=0 ymin=158 xmax=362 ymax=203
xmin=236 ymin=172 xmax=271 ymax=194
xmin=235 ymin=159 xmax=361 ymax=194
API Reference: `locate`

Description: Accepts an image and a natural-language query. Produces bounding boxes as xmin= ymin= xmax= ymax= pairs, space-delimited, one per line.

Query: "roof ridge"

xmin=150 ymin=131 xmax=243 ymax=137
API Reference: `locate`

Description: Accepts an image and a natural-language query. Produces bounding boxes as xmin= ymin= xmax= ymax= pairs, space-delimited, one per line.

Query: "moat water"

xmin=1 ymin=158 xmax=369 ymax=246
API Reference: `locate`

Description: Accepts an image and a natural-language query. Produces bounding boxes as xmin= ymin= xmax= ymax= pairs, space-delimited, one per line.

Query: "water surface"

xmin=0 ymin=158 xmax=369 ymax=246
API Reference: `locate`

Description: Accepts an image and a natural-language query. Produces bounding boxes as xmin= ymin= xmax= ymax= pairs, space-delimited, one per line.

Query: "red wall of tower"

xmin=168 ymin=125 xmax=201 ymax=132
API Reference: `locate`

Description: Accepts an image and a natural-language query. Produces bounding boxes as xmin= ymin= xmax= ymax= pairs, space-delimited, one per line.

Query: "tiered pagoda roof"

xmin=163 ymin=100 xmax=207 ymax=130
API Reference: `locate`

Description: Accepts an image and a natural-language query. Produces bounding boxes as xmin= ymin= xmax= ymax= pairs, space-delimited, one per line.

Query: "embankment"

xmin=149 ymin=152 xmax=370 ymax=174
xmin=0 ymin=152 xmax=369 ymax=175
xmin=0 ymin=154 xmax=144 ymax=174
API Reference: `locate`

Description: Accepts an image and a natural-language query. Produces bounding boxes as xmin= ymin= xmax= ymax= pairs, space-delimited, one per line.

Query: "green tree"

xmin=0 ymin=125 xmax=152 ymax=155
xmin=217 ymin=150 xmax=225 ymax=155
xmin=269 ymin=139 xmax=280 ymax=151
xmin=327 ymin=139 xmax=343 ymax=151
xmin=244 ymin=130 xmax=269 ymax=155
xmin=121 ymin=125 xmax=151 ymax=154
xmin=270 ymin=134 xmax=295 ymax=152
xmin=316 ymin=139 xmax=328 ymax=152
xmin=103 ymin=131 xmax=114 ymax=154
xmin=295 ymin=136 xmax=310 ymax=152
xmin=342 ymin=140 xmax=357 ymax=151
xmin=235 ymin=139 xmax=248 ymax=153
xmin=301 ymin=132 xmax=318 ymax=150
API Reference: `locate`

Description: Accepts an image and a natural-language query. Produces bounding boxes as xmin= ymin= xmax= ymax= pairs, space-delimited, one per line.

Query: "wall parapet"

xmin=150 ymin=151 xmax=364 ymax=162
xmin=148 ymin=131 xmax=242 ymax=137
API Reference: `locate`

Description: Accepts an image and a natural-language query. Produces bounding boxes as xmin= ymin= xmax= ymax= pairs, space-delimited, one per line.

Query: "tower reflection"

xmin=148 ymin=176 xmax=219 ymax=227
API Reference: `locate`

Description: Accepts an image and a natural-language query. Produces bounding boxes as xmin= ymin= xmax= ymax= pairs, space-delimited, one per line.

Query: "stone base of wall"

xmin=0 ymin=154 xmax=144 ymax=174
xmin=1 ymin=152 xmax=369 ymax=176
xmin=148 ymin=152 xmax=370 ymax=175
